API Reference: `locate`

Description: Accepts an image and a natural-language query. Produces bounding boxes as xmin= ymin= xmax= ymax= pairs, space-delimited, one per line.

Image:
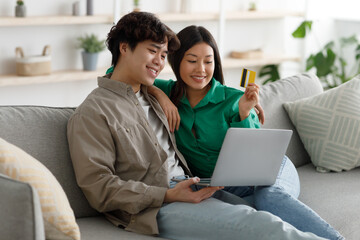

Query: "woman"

xmin=148 ymin=25 xmax=343 ymax=240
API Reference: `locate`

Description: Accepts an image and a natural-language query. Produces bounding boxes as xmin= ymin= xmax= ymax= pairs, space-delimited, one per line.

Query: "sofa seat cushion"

xmin=297 ymin=163 xmax=360 ymax=240
xmin=77 ymin=216 xmax=168 ymax=240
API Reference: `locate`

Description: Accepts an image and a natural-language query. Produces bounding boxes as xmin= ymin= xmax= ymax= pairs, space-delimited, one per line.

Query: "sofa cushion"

xmin=259 ymin=73 xmax=324 ymax=167
xmin=0 ymin=137 xmax=80 ymax=240
xmin=297 ymin=163 xmax=360 ymax=240
xmin=284 ymin=75 xmax=360 ymax=172
xmin=0 ymin=106 xmax=99 ymax=218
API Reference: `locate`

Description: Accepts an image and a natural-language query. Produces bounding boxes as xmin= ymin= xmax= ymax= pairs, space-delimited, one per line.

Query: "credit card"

xmin=240 ymin=68 xmax=256 ymax=88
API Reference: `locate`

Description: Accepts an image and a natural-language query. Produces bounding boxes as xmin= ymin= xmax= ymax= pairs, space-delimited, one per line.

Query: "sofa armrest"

xmin=0 ymin=174 xmax=45 ymax=240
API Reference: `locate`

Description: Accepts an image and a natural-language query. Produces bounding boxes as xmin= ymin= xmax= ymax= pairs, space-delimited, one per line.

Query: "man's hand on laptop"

xmin=164 ymin=177 xmax=223 ymax=203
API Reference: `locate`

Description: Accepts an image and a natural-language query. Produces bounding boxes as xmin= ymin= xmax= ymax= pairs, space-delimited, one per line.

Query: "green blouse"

xmin=154 ymin=78 xmax=260 ymax=178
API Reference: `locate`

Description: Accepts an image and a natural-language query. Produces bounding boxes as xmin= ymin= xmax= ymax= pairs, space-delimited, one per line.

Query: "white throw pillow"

xmin=0 ymin=137 xmax=80 ymax=240
xmin=283 ymin=75 xmax=360 ymax=172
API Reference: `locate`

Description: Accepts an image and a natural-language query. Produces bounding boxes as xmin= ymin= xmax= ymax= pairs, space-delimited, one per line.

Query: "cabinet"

xmin=0 ymin=3 xmax=303 ymax=88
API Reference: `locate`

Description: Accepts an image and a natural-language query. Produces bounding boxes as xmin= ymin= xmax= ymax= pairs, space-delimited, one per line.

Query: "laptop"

xmin=196 ymin=128 xmax=293 ymax=187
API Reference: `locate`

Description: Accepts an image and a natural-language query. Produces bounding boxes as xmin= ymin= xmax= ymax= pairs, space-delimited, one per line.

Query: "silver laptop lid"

xmin=210 ymin=128 xmax=292 ymax=187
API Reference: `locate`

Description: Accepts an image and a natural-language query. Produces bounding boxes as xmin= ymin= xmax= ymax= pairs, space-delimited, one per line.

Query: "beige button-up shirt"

xmin=67 ymin=75 xmax=192 ymax=235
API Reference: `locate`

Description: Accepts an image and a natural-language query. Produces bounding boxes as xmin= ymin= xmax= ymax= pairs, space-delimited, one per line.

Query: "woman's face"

xmin=179 ymin=42 xmax=215 ymax=92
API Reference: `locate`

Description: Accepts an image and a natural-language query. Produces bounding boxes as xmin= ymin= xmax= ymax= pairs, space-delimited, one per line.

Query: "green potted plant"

xmin=133 ymin=0 xmax=141 ymax=11
xmin=259 ymin=21 xmax=360 ymax=88
xmin=77 ymin=34 xmax=105 ymax=71
xmin=249 ymin=1 xmax=257 ymax=11
xmin=15 ymin=0 xmax=26 ymax=17
xmin=292 ymin=21 xmax=360 ymax=88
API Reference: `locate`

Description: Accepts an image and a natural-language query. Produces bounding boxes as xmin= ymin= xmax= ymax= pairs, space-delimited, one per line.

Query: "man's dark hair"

xmin=106 ymin=11 xmax=180 ymax=67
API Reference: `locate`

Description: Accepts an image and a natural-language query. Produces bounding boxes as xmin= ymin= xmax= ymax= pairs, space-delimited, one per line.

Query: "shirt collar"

xmin=97 ymin=74 xmax=134 ymax=97
xmin=180 ymin=78 xmax=225 ymax=108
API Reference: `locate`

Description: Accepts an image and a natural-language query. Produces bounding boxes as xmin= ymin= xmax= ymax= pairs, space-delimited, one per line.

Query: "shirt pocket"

xmin=115 ymin=124 xmax=153 ymax=171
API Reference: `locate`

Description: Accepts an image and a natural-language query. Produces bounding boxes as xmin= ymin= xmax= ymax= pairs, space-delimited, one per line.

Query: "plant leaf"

xmin=312 ymin=47 xmax=337 ymax=78
xmin=292 ymin=21 xmax=312 ymax=38
xmin=340 ymin=35 xmax=358 ymax=48
xmin=323 ymin=41 xmax=335 ymax=50
xmin=77 ymin=34 xmax=105 ymax=53
xmin=356 ymin=44 xmax=360 ymax=60
xmin=326 ymin=48 xmax=336 ymax=66
xmin=259 ymin=65 xmax=280 ymax=85
xmin=314 ymin=51 xmax=332 ymax=77
xmin=339 ymin=57 xmax=347 ymax=68
xmin=306 ymin=54 xmax=315 ymax=71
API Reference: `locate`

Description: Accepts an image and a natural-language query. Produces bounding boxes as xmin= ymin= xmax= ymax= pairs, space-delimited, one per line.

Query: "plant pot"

xmin=81 ymin=52 xmax=98 ymax=71
xmin=15 ymin=5 xmax=26 ymax=17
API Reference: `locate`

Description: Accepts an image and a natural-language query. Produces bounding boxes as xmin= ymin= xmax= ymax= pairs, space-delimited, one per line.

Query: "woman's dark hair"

xmin=106 ymin=11 xmax=180 ymax=67
xmin=168 ymin=25 xmax=224 ymax=106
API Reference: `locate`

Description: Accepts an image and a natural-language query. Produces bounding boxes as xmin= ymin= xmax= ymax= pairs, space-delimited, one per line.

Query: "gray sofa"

xmin=0 ymin=73 xmax=359 ymax=240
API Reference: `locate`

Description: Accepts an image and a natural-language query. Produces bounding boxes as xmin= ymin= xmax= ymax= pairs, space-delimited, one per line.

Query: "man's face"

xmin=125 ymin=39 xmax=168 ymax=89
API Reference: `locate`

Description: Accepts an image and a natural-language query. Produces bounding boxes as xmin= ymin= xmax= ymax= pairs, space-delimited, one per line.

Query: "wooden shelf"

xmin=0 ymin=68 xmax=108 ymax=87
xmin=157 ymin=12 xmax=219 ymax=22
xmin=0 ymin=15 xmax=113 ymax=26
xmin=223 ymin=55 xmax=300 ymax=68
xmin=334 ymin=16 xmax=360 ymax=22
xmin=226 ymin=10 xmax=304 ymax=20
xmin=0 ymin=11 xmax=303 ymax=27
xmin=157 ymin=10 xmax=303 ymax=22
xmin=0 ymin=56 xmax=299 ymax=87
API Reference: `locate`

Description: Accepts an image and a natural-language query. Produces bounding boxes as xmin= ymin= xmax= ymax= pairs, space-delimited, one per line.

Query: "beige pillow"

xmin=0 ymin=138 xmax=80 ymax=240
xmin=283 ymin=75 xmax=360 ymax=172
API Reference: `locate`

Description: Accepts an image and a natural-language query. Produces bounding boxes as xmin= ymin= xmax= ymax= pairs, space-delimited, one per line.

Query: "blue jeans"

xmin=224 ymin=156 xmax=343 ymax=240
xmin=157 ymin=175 xmax=325 ymax=240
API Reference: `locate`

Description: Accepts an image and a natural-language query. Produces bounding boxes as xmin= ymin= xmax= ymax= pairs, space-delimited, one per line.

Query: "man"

xmin=67 ymin=11 xmax=323 ymax=239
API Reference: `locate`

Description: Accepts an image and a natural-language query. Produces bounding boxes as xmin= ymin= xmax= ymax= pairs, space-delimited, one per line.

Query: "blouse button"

xmin=126 ymin=128 xmax=130 ymax=133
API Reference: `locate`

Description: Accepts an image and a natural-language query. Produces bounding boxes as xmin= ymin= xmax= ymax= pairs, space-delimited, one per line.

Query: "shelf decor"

xmin=86 ymin=0 xmax=94 ymax=15
xmin=249 ymin=1 xmax=258 ymax=11
xmin=133 ymin=0 xmax=141 ymax=12
xmin=15 ymin=45 xmax=51 ymax=76
xmin=72 ymin=1 xmax=80 ymax=16
xmin=77 ymin=34 xmax=105 ymax=71
xmin=15 ymin=0 xmax=26 ymax=17
xmin=230 ymin=49 xmax=263 ymax=59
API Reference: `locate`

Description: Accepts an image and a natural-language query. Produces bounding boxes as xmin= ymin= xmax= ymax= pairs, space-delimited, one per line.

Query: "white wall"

xmin=0 ymin=0 xmax=359 ymax=106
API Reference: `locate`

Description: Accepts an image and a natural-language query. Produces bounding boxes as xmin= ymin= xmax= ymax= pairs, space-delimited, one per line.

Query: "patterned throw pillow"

xmin=283 ymin=75 xmax=360 ymax=172
xmin=0 ymin=138 xmax=80 ymax=240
